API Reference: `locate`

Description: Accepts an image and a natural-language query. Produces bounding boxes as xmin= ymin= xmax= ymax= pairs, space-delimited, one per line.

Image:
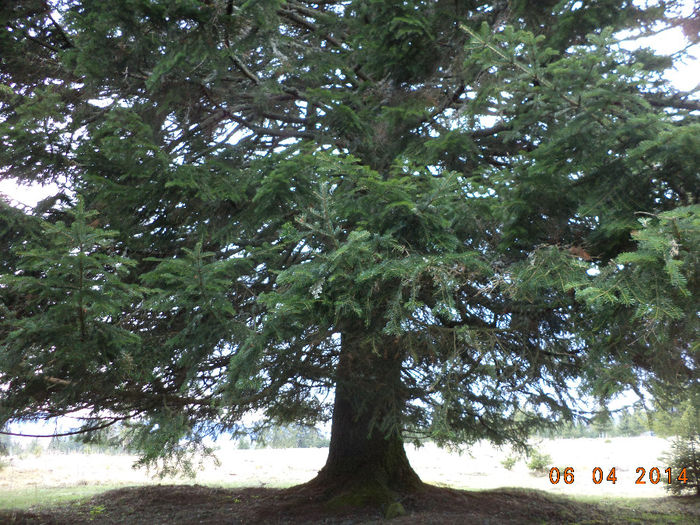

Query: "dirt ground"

xmin=1 ymin=436 xmax=699 ymax=524
xmin=2 ymin=482 xmax=699 ymax=524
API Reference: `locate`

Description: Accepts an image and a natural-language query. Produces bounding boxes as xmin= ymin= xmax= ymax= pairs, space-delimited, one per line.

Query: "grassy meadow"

xmin=0 ymin=436 xmax=697 ymax=523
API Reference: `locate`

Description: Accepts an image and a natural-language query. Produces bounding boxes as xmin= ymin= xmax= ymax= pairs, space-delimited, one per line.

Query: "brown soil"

xmin=1 ymin=483 xmax=698 ymax=524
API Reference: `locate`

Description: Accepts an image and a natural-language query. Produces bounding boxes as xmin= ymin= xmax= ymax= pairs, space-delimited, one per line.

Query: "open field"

xmin=1 ymin=436 xmax=698 ymax=523
xmin=0 ymin=436 xmax=678 ymax=500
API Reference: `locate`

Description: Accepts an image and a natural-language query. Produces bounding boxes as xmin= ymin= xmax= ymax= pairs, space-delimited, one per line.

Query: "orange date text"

xmin=548 ymin=467 xmax=688 ymax=485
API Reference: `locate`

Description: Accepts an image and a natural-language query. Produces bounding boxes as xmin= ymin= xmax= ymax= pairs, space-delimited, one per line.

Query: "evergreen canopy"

xmin=0 ymin=0 xmax=698 ymax=494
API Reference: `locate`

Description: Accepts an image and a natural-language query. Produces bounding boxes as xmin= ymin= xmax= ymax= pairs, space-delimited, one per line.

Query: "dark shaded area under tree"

xmin=1 ymin=484 xmax=700 ymax=524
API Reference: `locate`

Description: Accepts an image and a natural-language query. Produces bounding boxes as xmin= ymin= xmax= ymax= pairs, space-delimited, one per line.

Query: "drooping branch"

xmin=224 ymin=110 xmax=315 ymax=140
xmin=0 ymin=417 xmax=126 ymax=438
xmin=277 ymin=4 xmax=371 ymax=83
xmin=47 ymin=13 xmax=75 ymax=49
xmin=645 ymin=95 xmax=700 ymax=111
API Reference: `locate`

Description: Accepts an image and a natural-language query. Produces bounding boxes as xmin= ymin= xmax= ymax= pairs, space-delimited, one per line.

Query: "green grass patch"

xmin=0 ymin=484 xmax=126 ymax=510
xmin=0 ymin=480 xmax=294 ymax=511
xmin=569 ymin=493 xmax=699 ymax=524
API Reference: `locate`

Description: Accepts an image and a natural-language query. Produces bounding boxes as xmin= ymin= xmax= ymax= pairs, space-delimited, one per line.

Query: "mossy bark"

xmin=310 ymin=330 xmax=422 ymax=507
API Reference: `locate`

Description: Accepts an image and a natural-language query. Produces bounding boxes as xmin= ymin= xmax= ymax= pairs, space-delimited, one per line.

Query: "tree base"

xmin=311 ymin=331 xmax=423 ymax=511
xmin=304 ymin=461 xmax=424 ymax=511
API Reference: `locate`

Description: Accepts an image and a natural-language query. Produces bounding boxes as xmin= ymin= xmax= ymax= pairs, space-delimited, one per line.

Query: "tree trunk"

xmin=309 ymin=330 xmax=422 ymax=507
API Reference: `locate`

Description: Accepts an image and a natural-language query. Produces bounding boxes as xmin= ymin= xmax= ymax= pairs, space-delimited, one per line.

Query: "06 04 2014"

xmin=548 ymin=466 xmax=688 ymax=485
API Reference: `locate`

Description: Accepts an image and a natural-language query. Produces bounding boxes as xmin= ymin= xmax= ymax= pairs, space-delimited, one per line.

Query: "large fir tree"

xmin=1 ymin=0 xmax=697 ymax=503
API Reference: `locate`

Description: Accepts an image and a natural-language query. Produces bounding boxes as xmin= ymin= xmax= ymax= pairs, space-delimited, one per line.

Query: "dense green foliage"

xmin=0 ymin=0 xmax=697 ymax=481
xmin=660 ymin=398 xmax=700 ymax=495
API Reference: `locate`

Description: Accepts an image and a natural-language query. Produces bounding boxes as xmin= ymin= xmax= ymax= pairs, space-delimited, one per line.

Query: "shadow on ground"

xmin=1 ymin=484 xmax=698 ymax=524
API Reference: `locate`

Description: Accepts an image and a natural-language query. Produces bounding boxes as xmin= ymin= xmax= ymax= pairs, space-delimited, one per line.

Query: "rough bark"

xmin=309 ymin=330 xmax=422 ymax=507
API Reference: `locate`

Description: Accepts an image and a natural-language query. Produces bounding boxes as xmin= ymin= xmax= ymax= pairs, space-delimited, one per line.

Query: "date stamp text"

xmin=548 ymin=467 xmax=688 ymax=485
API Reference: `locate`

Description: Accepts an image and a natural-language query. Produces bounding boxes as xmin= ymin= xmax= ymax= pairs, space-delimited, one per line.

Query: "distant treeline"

xmin=0 ymin=405 xmax=689 ymax=456
xmin=0 ymin=429 xmax=132 ymax=456
xmin=0 ymin=436 xmax=45 ymax=457
xmin=237 ymin=424 xmax=330 ymax=449
xmin=538 ymin=405 xmax=691 ymax=439
xmin=0 ymin=423 xmax=330 ymax=455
